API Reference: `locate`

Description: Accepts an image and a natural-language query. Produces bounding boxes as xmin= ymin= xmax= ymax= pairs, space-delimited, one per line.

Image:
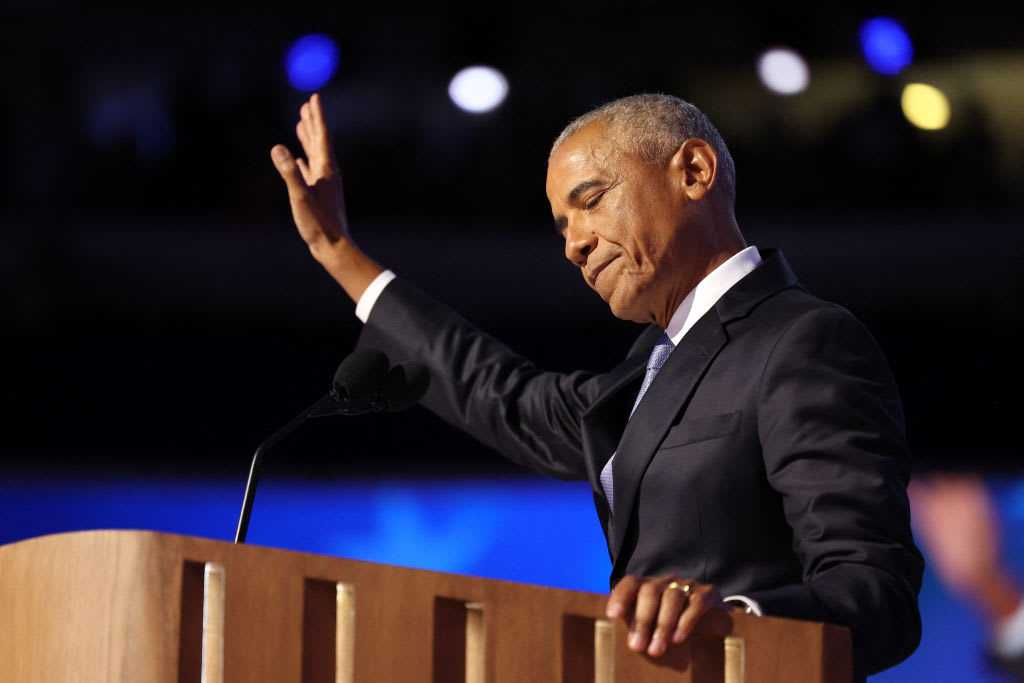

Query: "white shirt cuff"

xmin=355 ymin=270 xmax=397 ymax=322
xmin=722 ymin=594 xmax=763 ymax=616
xmin=993 ymin=599 xmax=1024 ymax=660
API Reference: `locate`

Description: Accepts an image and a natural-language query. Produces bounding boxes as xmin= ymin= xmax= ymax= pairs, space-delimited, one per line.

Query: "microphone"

xmin=375 ymin=361 xmax=431 ymax=412
xmin=305 ymin=349 xmax=391 ymax=417
xmin=304 ymin=352 xmax=431 ymax=417
xmin=233 ymin=349 xmax=431 ymax=544
xmin=334 ymin=348 xmax=392 ymax=400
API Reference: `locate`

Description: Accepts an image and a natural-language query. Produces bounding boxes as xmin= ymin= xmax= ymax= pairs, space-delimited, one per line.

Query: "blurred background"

xmin=2 ymin=0 xmax=1022 ymax=679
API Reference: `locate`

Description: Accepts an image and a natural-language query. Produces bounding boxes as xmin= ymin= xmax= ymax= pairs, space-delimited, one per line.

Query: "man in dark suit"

xmin=271 ymin=93 xmax=923 ymax=678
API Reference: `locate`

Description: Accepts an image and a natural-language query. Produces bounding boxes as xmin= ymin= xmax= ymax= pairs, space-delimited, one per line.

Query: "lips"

xmin=587 ymin=254 xmax=620 ymax=288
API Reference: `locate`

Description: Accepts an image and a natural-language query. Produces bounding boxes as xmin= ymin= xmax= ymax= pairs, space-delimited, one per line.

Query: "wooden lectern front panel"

xmin=0 ymin=530 xmax=850 ymax=683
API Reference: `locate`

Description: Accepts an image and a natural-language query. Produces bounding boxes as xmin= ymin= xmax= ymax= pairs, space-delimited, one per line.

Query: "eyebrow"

xmin=567 ymin=179 xmax=605 ymax=202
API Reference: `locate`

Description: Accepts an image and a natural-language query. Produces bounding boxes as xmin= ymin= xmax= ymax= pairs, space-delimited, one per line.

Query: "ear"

xmin=669 ymin=138 xmax=718 ymax=201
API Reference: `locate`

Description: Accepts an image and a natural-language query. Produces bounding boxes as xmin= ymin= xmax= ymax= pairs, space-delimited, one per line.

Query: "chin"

xmin=606 ymin=295 xmax=648 ymax=325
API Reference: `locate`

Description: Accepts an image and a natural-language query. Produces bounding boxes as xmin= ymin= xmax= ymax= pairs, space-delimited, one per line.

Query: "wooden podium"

xmin=0 ymin=530 xmax=850 ymax=682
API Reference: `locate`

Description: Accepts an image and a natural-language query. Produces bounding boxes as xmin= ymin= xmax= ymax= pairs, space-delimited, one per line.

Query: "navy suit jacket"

xmin=358 ymin=249 xmax=923 ymax=677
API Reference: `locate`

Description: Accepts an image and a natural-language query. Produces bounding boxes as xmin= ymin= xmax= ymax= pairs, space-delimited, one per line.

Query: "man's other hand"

xmin=606 ymin=575 xmax=724 ymax=657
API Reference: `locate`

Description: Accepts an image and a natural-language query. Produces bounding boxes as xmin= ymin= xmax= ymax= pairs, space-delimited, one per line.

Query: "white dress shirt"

xmin=355 ymin=269 xmax=398 ymax=322
xmin=663 ymin=245 xmax=763 ymax=346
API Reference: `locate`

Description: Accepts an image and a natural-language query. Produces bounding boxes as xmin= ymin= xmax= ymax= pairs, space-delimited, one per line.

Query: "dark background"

xmin=2 ymin=0 xmax=1022 ymax=480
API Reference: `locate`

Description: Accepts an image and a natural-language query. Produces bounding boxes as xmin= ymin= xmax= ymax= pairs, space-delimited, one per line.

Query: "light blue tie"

xmin=599 ymin=333 xmax=675 ymax=511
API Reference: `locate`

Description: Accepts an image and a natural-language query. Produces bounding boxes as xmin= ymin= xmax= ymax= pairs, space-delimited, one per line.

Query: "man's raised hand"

xmin=271 ymin=94 xmax=348 ymax=250
xmin=271 ymin=93 xmax=382 ymax=302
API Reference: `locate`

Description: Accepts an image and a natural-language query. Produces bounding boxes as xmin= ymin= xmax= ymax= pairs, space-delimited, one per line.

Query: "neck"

xmin=654 ymin=212 xmax=746 ymax=328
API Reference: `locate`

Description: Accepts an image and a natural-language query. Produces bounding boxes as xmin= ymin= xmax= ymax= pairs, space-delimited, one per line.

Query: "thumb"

xmin=271 ymin=144 xmax=308 ymax=195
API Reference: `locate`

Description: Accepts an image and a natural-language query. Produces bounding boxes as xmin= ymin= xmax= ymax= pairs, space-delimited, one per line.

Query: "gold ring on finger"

xmin=666 ymin=581 xmax=692 ymax=594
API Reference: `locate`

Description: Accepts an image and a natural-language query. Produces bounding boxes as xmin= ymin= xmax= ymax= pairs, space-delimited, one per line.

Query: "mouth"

xmin=587 ymin=254 xmax=620 ymax=288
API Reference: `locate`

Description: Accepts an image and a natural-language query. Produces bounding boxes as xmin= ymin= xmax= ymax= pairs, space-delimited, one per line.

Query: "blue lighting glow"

xmin=859 ymin=17 xmax=914 ymax=76
xmin=286 ymin=34 xmax=341 ymax=92
xmin=5 ymin=470 xmax=1023 ymax=681
xmin=0 ymin=474 xmax=610 ymax=592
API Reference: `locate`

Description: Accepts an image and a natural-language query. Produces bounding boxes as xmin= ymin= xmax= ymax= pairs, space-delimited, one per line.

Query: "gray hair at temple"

xmin=550 ymin=94 xmax=737 ymax=206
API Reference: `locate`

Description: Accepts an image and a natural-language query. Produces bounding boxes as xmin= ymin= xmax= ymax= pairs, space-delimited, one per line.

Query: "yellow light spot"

xmin=901 ymin=83 xmax=951 ymax=130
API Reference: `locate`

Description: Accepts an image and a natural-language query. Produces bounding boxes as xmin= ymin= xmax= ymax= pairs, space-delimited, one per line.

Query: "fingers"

xmin=296 ymin=119 xmax=310 ymax=154
xmin=270 ymin=144 xmax=308 ymax=196
xmin=650 ymin=582 xmax=691 ymax=655
xmin=672 ymin=582 xmax=719 ymax=645
xmin=294 ymin=94 xmax=336 ymax=179
xmin=297 ymin=100 xmax=316 ymax=163
xmin=606 ymin=574 xmax=640 ymax=620
xmin=300 ymin=100 xmax=313 ymax=137
xmin=607 ymin=576 xmax=722 ymax=658
xmin=607 ymin=575 xmax=667 ymax=654
xmin=309 ymin=93 xmax=337 ymax=170
xmin=629 ymin=578 xmax=668 ymax=654
xmin=296 ymin=157 xmax=313 ymax=186
xmin=309 ymin=93 xmax=326 ymax=139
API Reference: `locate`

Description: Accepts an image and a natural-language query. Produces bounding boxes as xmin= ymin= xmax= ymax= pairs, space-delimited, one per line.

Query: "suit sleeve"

xmin=747 ymin=305 xmax=924 ymax=677
xmin=356 ymin=277 xmax=603 ymax=480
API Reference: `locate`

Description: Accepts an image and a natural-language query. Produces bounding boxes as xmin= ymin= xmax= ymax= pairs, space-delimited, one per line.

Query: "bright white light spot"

xmin=448 ymin=66 xmax=509 ymax=114
xmin=901 ymin=83 xmax=951 ymax=130
xmin=756 ymin=48 xmax=810 ymax=95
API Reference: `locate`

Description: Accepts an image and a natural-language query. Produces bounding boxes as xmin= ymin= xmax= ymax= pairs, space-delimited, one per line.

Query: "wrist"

xmin=966 ymin=568 xmax=1023 ymax=622
xmin=314 ymin=240 xmax=384 ymax=303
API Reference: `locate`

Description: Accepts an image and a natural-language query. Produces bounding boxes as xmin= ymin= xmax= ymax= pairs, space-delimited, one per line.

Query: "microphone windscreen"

xmin=378 ymin=361 xmax=431 ymax=411
xmin=332 ymin=349 xmax=390 ymax=400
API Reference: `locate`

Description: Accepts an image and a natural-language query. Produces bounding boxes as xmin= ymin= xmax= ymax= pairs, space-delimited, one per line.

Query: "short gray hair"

xmin=551 ymin=94 xmax=736 ymax=204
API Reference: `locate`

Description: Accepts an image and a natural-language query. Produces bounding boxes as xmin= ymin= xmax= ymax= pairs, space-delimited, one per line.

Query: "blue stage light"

xmin=859 ymin=17 xmax=913 ymax=76
xmin=286 ymin=34 xmax=340 ymax=92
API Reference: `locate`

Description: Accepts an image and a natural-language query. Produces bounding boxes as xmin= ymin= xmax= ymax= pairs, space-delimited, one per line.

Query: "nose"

xmin=563 ymin=222 xmax=598 ymax=267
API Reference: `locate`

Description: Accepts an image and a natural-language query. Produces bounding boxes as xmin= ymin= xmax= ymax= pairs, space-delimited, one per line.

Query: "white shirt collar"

xmin=664 ymin=246 xmax=762 ymax=346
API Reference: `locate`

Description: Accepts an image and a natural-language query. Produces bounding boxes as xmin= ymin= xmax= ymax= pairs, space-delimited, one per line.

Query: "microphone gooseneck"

xmin=233 ymin=349 xmax=431 ymax=544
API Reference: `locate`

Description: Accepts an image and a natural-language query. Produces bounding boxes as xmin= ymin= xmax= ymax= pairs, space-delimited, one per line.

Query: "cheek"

xmin=606 ymin=207 xmax=647 ymax=264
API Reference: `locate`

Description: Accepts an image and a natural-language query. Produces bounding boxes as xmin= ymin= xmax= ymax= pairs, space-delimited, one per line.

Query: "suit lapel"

xmin=609 ymin=310 xmax=729 ymax=566
xmin=603 ymin=249 xmax=801 ymax=579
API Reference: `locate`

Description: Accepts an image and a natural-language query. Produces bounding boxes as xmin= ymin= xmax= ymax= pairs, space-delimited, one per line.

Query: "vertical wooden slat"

xmin=201 ymin=562 xmax=226 ymax=683
xmin=465 ymin=601 xmax=486 ymax=683
xmin=335 ymin=583 xmax=355 ymax=683
xmin=724 ymin=636 xmax=744 ymax=683
xmin=593 ymin=619 xmax=614 ymax=683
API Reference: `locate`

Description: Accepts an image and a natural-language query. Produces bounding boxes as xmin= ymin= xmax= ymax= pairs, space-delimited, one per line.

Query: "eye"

xmin=585 ymin=192 xmax=605 ymax=210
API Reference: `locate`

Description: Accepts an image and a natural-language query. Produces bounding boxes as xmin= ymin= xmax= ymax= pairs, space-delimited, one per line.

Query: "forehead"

xmin=546 ymin=123 xmax=618 ymax=194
